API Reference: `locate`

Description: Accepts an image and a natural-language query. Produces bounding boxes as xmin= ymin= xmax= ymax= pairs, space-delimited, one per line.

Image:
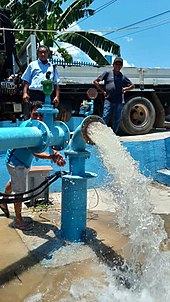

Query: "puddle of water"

xmin=0 ymin=259 xmax=114 ymax=302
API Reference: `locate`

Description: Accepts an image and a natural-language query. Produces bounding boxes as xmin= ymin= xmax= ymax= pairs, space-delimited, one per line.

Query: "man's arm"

xmin=93 ymin=78 xmax=107 ymax=97
xmin=21 ymin=63 xmax=32 ymax=102
xmin=122 ymin=83 xmax=135 ymax=93
xmin=52 ymin=66 xmax=60 ymax=107
xmin=32 ymin=150 xmax=66 ymax=167
xmin=52 ymin=84 xmax=60 ymax=107
xmin=22 ymin=81 xmax=30 ymax=102
xmin=93 ymin=72 xmax=108 ymax=97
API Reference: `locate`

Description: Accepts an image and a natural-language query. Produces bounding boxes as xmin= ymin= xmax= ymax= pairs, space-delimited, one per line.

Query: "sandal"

xmin=0 ymin=205 xmax=10 ymax=218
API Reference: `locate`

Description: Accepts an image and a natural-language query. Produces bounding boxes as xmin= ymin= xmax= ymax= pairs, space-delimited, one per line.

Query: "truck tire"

xmin=120 ymin=96 xmax=156 ymax=135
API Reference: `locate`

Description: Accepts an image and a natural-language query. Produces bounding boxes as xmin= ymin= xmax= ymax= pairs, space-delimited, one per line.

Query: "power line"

xmin=67 ymin=1 xmax=170 ymax=40
xmin=60 ymin=6 xmax=170 ymax=52
xmin=1 ymin=0 xmax=119 ymax=34
xmin=2 ymin=17 xmax=169 ymax=34
xmin=1 ymin=2 xmax=170 ymax=54
xmin=104 ymin=9 xmax=170 ymax=37
xmin=91 ymin=0 xmax=118 ymax=14
xmin=112 ymin=18 xmax=170 ymax=41
xmin=1 ymin=14 xmax=170 ymax=35
xmin=57 ymin=16 xmax=170 ymax=52
xmin=68 ymin=0 xmax=118 ymax=29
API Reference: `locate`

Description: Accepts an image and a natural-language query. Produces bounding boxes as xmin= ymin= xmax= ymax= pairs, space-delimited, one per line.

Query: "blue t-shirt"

xmin=6 ymin=148 xmax=33 ymax=169
xmin=21 ymin=58 xmax=60 ymax=91
xmin=98 ymin=70 xmax=132 ymax=103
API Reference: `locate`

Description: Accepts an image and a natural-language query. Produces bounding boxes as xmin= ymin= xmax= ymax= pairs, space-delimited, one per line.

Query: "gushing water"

xmin=86 ymin=122 xmax=170 ymax=300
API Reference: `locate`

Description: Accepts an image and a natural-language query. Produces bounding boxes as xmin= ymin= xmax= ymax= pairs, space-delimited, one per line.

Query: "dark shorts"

xmin=22 ymin=90 xmax=54 ymax=120
xmin=29 ymin=90 xmax=45 ymax=103
xmin=22 ymin=90 xmax=46 ymax=120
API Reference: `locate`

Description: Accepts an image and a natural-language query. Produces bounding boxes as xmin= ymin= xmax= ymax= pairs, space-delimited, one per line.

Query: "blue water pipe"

xmin=61 ymin=115 xmax=104 ymax=242
xmin=79 ymin=100 xmax=94 ymax=116
xmin=0 ymin=119 xmax=70 ymax=153
xmin=0 ymin=73 xmax=105 ymax=243
xmin=0 ymin=74 xmax=70 ymax=152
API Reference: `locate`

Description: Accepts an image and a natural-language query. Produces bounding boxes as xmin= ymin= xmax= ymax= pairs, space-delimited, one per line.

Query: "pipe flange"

xmin=25 ymin=120 xmax=50 ymax=153
xmin=81 ymin=115 xmax=105 ymax=145
xmin=53 ymin=121 xmax=70 ymax=150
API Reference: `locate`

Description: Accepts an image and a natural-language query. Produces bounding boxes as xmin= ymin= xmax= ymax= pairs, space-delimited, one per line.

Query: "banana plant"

xmin=1 ymin=0 xmax=120 ymax=64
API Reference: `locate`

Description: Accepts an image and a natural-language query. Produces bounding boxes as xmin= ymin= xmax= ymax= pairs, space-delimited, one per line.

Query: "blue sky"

xmin=60 ymin=0 xmax=170 ymax=68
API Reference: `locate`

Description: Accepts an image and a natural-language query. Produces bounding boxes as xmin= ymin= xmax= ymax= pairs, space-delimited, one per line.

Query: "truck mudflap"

xmin=120 ymin=96 xmax=156 ymax=135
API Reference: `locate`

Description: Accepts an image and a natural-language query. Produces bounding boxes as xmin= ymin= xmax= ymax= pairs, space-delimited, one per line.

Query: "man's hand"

xmin=103 ymin=91 xmax=108 ymax=97
xmin=52 ymin=96 xmax=59 ymax=108
xmin=52 ymin=150 xmax=66 ymax=167
xmin=122 ymin=87 xmax=127 ymax=93
xmin=23 ymin=92 xmax=30 ymax=103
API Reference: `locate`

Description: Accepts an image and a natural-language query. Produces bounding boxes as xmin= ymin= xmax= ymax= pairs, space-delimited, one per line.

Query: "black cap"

xmin=113 ymin=57 xmax=123 ymax=64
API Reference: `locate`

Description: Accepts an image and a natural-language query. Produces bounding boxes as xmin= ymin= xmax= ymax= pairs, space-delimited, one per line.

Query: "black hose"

xmin=0 ymin=171 xmax=66 ymax=197
xmin=0 ymin=171 xmax=68 ymax=204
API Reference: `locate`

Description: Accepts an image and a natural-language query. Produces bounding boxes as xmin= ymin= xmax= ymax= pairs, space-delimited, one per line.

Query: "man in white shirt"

xmin=22 ymin=45 xmax=60 ymax=119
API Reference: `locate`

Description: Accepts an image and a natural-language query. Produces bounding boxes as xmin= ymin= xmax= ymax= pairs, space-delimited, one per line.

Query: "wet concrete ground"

xmin=0 ymin=183 xmax=170 ymax=301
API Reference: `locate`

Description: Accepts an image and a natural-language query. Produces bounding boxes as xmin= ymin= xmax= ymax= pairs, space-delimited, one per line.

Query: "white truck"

xmin=56 ymin=64 xmax=170 ymax=135
xmin=1 ymin=7 xmax=170 ymax=135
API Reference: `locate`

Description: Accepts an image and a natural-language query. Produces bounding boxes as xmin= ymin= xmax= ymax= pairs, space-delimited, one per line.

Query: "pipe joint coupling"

xmin=25 ymin=120 xmax=50 ymax=153
xmin=81 ymin=115 xmax=105 ymax=145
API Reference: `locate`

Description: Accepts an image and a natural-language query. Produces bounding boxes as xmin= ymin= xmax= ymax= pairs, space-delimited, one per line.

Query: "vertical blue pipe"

xmin=61 ymin=149 xmax=90 ymax=241
xmin=61 ymin=176 xmax=87 ymax=241
xmin=60 ymin=116 xmax=102 ymax=242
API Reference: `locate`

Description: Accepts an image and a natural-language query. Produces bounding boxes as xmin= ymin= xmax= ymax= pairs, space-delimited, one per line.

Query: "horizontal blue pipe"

xmin=0 ymin=127 xmax=43 ymax=151
xmin=0 ymin=120 xmax=70 ymax=153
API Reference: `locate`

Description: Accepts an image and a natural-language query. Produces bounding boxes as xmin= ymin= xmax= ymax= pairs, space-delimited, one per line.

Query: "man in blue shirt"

xmin=0 ymin=103 xmax=66 ymax=231
xmin=22 ymin=45 xmax=60 ymax=119
xmin=93 ymin=57 xmax=135 ymax=133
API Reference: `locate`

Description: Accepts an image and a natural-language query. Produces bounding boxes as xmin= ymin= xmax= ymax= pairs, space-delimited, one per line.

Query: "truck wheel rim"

xmin=130 ymin=104 xmax=149 ymax=127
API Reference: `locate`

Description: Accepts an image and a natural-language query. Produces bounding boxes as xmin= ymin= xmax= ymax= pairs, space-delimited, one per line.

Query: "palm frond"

xmin=26 ymin=0 xmax=46 ymax=16
xmin=56 ymin=0 xmax=95 ymax=30
xmin=1 ymin=0 xmax=14 ymax=8
xmin=58 ymin=31 xmax=120 ymax=65
xmin=3 ymin=0 xmax=120 ymax=64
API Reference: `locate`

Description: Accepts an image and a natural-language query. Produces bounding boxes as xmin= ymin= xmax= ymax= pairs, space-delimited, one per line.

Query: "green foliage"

xmin=57 ymin=47 xmax=73 ymax=63
xmin=0 ymin=0 xmax=120 ymax=65
xmin=56 ymin=0 xmax=95 ymax=30
xmin=32 ymin=201 xmax=49 ymax=212
xmin=59 ymin=31 xmax=120 ymax=64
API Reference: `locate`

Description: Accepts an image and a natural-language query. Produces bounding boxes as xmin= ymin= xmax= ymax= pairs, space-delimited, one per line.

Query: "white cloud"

xmin=98 ymin=49 xmax=134 ymax=67
xmin=51 ymin=22 xmax=83 ymax=58
xmin=52 ymin=42 xmax=80 ymax=56
xmin=124 ymin=36 xmax=133 ymax=43
xmin=123 ymin=59 xmax=134 ymax=67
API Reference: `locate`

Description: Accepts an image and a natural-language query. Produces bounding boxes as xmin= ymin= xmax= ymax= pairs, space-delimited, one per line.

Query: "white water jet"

xmin=87 ymin=123 xmax=170 ymax=300
xmin=20 ymin=123 xmax=170 ymax=302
